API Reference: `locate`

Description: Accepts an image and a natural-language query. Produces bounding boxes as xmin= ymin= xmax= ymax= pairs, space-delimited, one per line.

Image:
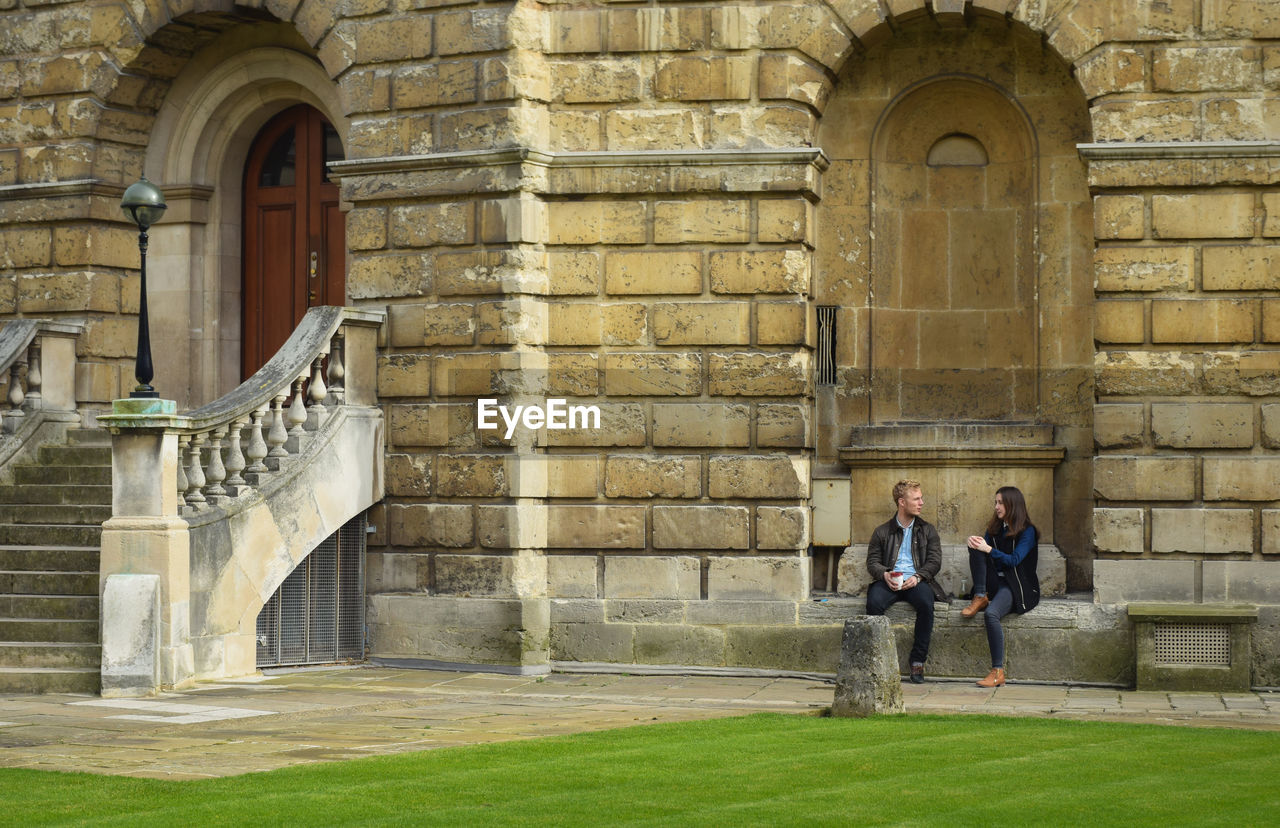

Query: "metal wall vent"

xmin=1153 ymin=622 xmax=1231 ymax=667
xmin=256 ymin=511 xmax=366 ymax=668
xmin=816 ymin=306 xmax=837 ymax=386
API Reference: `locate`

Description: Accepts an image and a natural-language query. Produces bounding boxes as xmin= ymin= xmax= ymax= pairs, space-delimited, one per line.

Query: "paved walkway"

xmin=0 ymin=667 xmax=1277 ymax=779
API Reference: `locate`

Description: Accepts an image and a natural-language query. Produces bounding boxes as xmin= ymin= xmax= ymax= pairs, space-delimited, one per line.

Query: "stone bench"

xmin=1127 ymin=603 xmax=1258 ymax=692
xmin=836 ymin=543 xmax=1067 ymax=599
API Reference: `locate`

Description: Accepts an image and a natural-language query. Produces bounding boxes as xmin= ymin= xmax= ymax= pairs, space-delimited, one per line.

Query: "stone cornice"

xmin=1078 ymin=141 xmax=1280 ymax=160
xmin=0 ymin=179 xmax=126 ymax=201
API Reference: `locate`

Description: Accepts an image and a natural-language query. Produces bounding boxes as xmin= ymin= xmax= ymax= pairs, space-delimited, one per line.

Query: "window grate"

xmin=816 ymin=306 xmax=837 ymax=385
xmin=1153 ymin=622 xmax=1231 ymax=667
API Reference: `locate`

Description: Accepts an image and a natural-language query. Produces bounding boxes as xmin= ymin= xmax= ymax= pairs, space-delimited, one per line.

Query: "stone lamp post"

xmin=120 ymin=178 xmax=167 ymax=398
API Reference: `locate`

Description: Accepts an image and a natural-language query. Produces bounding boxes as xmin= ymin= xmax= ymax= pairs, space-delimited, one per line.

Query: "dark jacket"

xmin=866 ymin=514 xmax=946 ymax=602
xmin=984 ymin=524 xmax=1040 ymax=614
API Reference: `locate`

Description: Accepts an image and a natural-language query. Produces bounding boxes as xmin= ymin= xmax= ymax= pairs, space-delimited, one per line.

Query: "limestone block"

xmin=1093 ymin=508 xmax=1145 ymax=555
xmin=709 ymin=455 xmax=809 ymax=499
xmin=757 ymin=403 xmax=809 ymax=447
xmin=757 ymin=302 xmax=810 ymax=346
xmin=603 ymin=556 xmax=699 ymax=600
xmin=653 ymin=403 xmax=750 ymax=447
xmin=654 ymin=200 xmax=750 ymax=243
xmin=634 ymin=624 xmax=726 ymax=666
xmin=388 ymin=503 xmax=474 ymax=548
xmin=709 ymin=352 xmax=808 ymax=396
xmin=653 ymin=506 xmax=749 ymax=549
xmin=1264 ymin=300 xmax=1280 ymax=342
xmin=609 ymin=6 xmax=707 ymax=52
xmin=1075 ymin=48 xmax=1146 ymax=100
xmin=1202 ymin=351 xmax=1280 ymax=396
xmin=16 ymin=271 xmax=118 ymax=313
xmin=1262 ymin=404 xmax=1280 ymax=448
xmin=546 ymin=505 xmax=646 ymax=548
xmin=685 ymin=600 xmax=798 ymax=626
xmin=604 ymin=455 xmax=701 ymax=498
xmin=1093 ymin=405 xmax=1145 ymax=450
xmin=0 ymin=227 xmax=51 ymax=268
xmin=605 ymin=251 xmax=702 ymax=294
xmin=603 ymin=352 xmax=702 ymax=396
xmin=432 ymin=353 xmax=507 ymax=397
xmin=1153 ymin=46 xmax=1261 ymax=92
xmin=551 ymin=61 xmax=644 ymax=104
xmin=723 ymin=625 xmax=841 ymax=672
xmin=100 ymin=574 xmax=160 ymax=697
xmin=348 ymin=252 xmax=432 ymax=299
xmin=377 ymin=354 xmax=431 ymax=398
xmin=543 ymin=403 xmax=646 ymax=447
xmin=435 ymin=455 xmax=509 ymax=498
xmin=1203 ymin=561 xmax=1280 ymax=604
xmin=548 ymin=556 xmax=597 ymax=599
xmin=389 ymin=404 xmax=474 ymax=448
xmin=434 ymin=555 xmax=518 ymax=597
xmin=548 ymin=251 xmax=600 ymax=295
xmin=79 ymin=317 xmax=135 ymax=359
xmin=605 ymin=108 xmax=705 ymax=151
xmin=550 ymin=622 xmax=635 ymax=663
xmin=547 ymin=201 xmax=646 ymax=244
xmin=1151 ymin=402 xmax=1253 ymax=449
xmin=1094 ymin=301 xmax=1145 ymax=344
xmin=1092 ymin=194 xmax=1145 ymax=239
xmin=1093 ymin=456 xmax=1195 ymax=501
xmin=550 ymin=598 xmax=606 ymax=624
xmin=386 ymin=453 xmax=432 ymax=497
xmin=1202 ymin=97 xmax=1270 ymax=141
xmin=1094 ymin=245 xmax=1194 ymax=291
xmin=1151 ymin=508 xmax=1253 ymax=554
xmin=1204 ymin=457 xmax=1280 ymax=501
xmin=653 ymin=302 xmax=751 ymax=345
xmin=1203 ymin=245 xmax=1280 ymax=290
xmin=758 ymin=54 xmax=829 ymax=109
xmin=1265 ymin=194 xmax=1280 ymax=235
xmin=75 ymin=361 xmax=118 ymax=403
xmin=709 ymin=250 xmax=809 ymax=294
xmin=476 ymin=505 xmax=547 ymax=549
xmin=546 ymin=353 xmax=598 ymax=397
xmin=708 ymin=105 xmax=813 ymax=148
xmin=1152 ymin=193 xmax=1255 ymax=238
xmin=756 ymin=506 xmax=808 ymax=550
xmin=392 ymin=61 xmax=478 ymax=110
xmin=391 ymin=203 xmax=474 ymax=248
xmin=1093 ymin=559 xmax=1196 ymax=603
xmin=1095 ymin=351 xmax=1196 ymax=396
xmin=1260 ymin=510 xmax=1280 ymax=554
xmin=757 ymin=198 xmax=810 ymax=244
xmin=1091 ymin=99 xmax=1196 ymax=142
xmin=654 ymin=55 xmax=752 ymax=100
xmin=706 ymin=555 xmax=806 ymax=601
xmin=435 ymin=8 xmax=510 ymax=56
xmin=831 ymin=617 xmax=904 ymax=717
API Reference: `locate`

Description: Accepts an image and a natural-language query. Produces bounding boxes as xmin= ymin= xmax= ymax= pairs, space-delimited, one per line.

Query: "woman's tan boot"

xmin=960 ymin=595 xmax=989 ymax=618
xmin=977 ymin=668 xmax=1006 ymax=687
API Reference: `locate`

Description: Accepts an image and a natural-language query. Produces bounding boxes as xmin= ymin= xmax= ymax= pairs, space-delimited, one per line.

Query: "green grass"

xmin=2 ymin=713 xmax=1277 ymax=827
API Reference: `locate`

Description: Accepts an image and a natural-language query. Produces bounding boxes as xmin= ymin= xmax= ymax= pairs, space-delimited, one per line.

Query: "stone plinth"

xmin=100 ymin=574 xmax=161 ymax=698
xmin=831 ymin=616 xmax=904 ymax=717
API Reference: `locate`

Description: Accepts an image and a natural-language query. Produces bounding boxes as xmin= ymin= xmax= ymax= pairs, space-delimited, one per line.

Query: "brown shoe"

xmin=977 ymin=668 xmax=1006 ymax=688
xmin=960 ymin=595 xmax=990 ymax=618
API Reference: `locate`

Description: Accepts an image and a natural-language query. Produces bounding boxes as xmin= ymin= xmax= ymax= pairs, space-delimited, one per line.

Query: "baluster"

xmin=267 ymin=393 xmax=289 ymax=458
xmin=23 ymin=340 xmax=41 ymax=409
xmin=185 ymin=433 xmax=207 ymax=506
xmin=287 ymin=374 xmax=307 ymax=438
xmin=307 ymin=355 xmax=327 ymax=424
xmin=245 ymin=405 xmax=269 ymax=475
xmin=7 ymin=361 xmax=25 ymax=415
xmin=224 ymin=416 xmax=247 ymax=490
xmin=176 ymin=435 xmax=190 ymax=507
xmin=204 ymin=426 xmax=227 ymax=501
xmin=326 ymin=331 xmax=345 ymax=405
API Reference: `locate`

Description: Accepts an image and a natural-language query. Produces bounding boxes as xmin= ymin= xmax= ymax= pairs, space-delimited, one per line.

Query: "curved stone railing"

xmin=0 ymin=319 xmax=84 ymax=468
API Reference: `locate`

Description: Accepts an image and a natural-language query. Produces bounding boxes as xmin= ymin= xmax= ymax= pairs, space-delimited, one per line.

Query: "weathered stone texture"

xmin=1093 ymin=508 xmax=1144 ymax=555
xmin=1151 ymin=403 xmax=1253 ymax=449
xmin=1151 ymin=508 xmax=1253 ymax=555
xmin=652 ymin=506 xmax=750 ymax=549
xmin=1094 ymin=456 xmax=1196 ymax=501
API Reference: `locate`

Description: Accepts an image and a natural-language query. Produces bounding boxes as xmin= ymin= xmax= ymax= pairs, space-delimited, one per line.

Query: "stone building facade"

xmin=1 ymin=0 xmax=1278 ymax=685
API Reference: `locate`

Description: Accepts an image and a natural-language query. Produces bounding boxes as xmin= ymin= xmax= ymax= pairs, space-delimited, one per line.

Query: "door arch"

xmin=242 ymin=104 xmax=346 ymax=378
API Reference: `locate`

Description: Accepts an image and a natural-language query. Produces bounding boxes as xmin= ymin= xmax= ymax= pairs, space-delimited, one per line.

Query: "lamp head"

xmin=120 ymin=178 xmax=167 ymax=230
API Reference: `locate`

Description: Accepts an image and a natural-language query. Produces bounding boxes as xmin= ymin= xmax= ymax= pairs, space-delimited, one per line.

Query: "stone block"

xmin=1152 ymin=193 xmax=1255 ymax=238
xmin=685 ymin=600 xmax=798 ymax=626
xmin=1264 ymin=300 xmax=1280 ymax=342
xmin=550 ymin=622 xmax=635 ymax=662
xmin=1091 ymin=98 xmax=1196 ymax=142
xmin=602 ymin=352 xmax=701 ymax=396
xmin=605 ymin=108 xmax=704 ymax=151
xmin=16 ymin=271 xmax=118 ymax=313
xmin=757 ymin=302 xmax=810 ymax=346
xmin=547 ymin=201 xmax=646 ymax=244
xmin=551 ymin=61 xmax=644 ymax=104
xmin=1093 ymin=559 xmax=1196 ymax=604
xmin=389 ymin=404 xmax=474 ymax=448
xmin=1204 ymin=457 xmax=1280 ymax=501
xmin=1094 ymin=245 xmax=1194 ymax=292
xmin=0 ymin=227 xmax=51 ymax=269
xmin=604 ymin=455 xmax=701 ymax=498
xmin=653 ymin=200 xmax=750 ymax=243
xmin=377 ymin=354 xmax=431 ymax=398
xmin=653 ymin=56 xmax=752 ymax=101
xmin=548 ymin=556 xmax=597 ymax=599
xmin=348 ymin=252 xmax=433 ymax=299
xmin=653 ymin=303 xmax=751 ymax=345
xmin=435 ymin=455 xmax=509 ymax=498
xmin=723 ymin=625 xmax=841 ymax=672
xmin=388 ymin=503 xmax=474 ymax=548
xmin=709 ymin=352 xmax=808 ymax=396
xmin=435 ymin=8 xmax=510 ymax=56
xmin=757 ymin=198 xmax=810 ymax=244
xmin=390 ymin=202 xmax=474 ymax=248
xmin=706 ymin=555 xmax=807 ymax=601
xmin=1152 ymin=299 xmax=1254 ymax=344
xmin=633 ymin=625 xmax=726 ymax=666
xmin=1203 ymin=245 xmax=1280 ymax=290
xmin=1095 ymin=351 xmax=1196 ymax=396
xmin=1094 ymin=301 xmax=1145 ymax=344
xmin=545 ymin=455 xmax=600 ymax=498
xmin=1151 ymin=508 xmax=1253 ymax=555
xmin=757 ymin=404 xmax=810 ymax=448
xmin=709 ymin=250 xmax=809 ymax=294
xmin=1154 ymin=403 xmax=1254 ymax=449
xmin=385 ymin=453 xmax=432 ymax=497
xmin=653 ymin=506 xmax=750 ymax=549
xmin=1203 ymin=561 xmax=1280 ymax=603
xmin=653 ymin=403 xmax=750 ymax=447
xmin=1092 ymin=194 xmax=1145 ymax=239
xmin=543 ymin=403 xmax=646 ymax=447
xmin=1153 ymin=46 xmax=1261 ymax=92
xmin=756 ymin=506 xmax=808 ymax=550
xmin=420 ymin=304 xmax=477 ymax=346
xmin=831 ymin=617 xmax=904 ymax=717
xmin=100 ymin=574 xmax=160 ymax=697
xmin=550 ymin=598 xmax=606 ymax=624
xmin=1093 ymin=508 xmax=1145 ymax=555
xmin=605 ymin=251 xmax=702 ymax=294
xmin=434 ymin=555 xmax=517 ymax=597
xmin=548 ymin=251 xmax=600 ymax=296
xmin=1202 ymin=351 xmax=1280 ymax=396
xmin=1093 ymin=456 xmax=1195 ymax=501
xmin=708 ymin=455 xmax=809 ymax=499
xmin=1093 ymin=404 xmax=1145 ymax=449
xmin=603 ymin=556 xmax=699 ymax=600
xmin=546 ymin=505 xmax=646 ymax=549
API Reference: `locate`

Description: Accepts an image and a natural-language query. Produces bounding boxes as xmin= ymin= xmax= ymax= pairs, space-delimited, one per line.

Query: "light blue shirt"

xmin=894 ymin=518 xmax=918 ymax=578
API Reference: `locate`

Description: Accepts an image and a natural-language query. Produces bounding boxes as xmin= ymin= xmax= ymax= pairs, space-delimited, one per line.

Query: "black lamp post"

xmin=120 ymin=178 xmax=167 ymax=399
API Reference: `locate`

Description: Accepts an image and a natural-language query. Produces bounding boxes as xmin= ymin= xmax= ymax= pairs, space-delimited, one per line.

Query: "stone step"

xmin=12 ymin=464 xmax=111 ymax=486
xmin=0 ymin=571 xmax=97 ymax=595
xmin=0 ymin=524 xmax=102 ymax=547
xmin=0 ymin=666 xmax=100 ymax=694
xmin=37 ymin=444 xmax=112 ymax=466
xmin=0 ymin=484 xmax=113 ymax=506
xmin=0 ymin=618 xmax=98 ymax=643
xmin=0 ymin=594 xmax=98 ymax=620
xmin=0 ymin=547 xmax=98 ymax=572
xmin=66 ymin=428 xmax=112 ymax=447
xmin=0 ymin=504 xmax=111 ymax=525
xmin=0 ymin=642 xmax=100 ymax=669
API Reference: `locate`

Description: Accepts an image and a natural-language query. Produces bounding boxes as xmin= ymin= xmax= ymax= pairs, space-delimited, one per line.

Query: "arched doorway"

xmin=242 ymin=104 xmax=346 ymax=378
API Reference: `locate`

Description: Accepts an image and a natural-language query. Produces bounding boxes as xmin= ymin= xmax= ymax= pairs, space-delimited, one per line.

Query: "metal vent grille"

xmin=256 ymin=511 xmax=367 ymax=668
xmin=1153 ymin=622 xmax=1231 ymax=667
xmin=816 ymin=306 xmax=837 ymax=386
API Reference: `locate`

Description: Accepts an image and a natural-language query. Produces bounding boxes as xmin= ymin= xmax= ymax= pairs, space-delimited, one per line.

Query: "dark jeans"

xmin=983 ymin=587 xmax=1015 ymax=669
xmin=968 ymin=547 xmax=989 ymax=597
xmin=866 ymin=580 xmax=935 ymax=665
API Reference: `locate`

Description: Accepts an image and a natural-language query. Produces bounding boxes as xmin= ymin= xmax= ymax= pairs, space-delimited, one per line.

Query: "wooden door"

xmin=242 ymin=105 xmax=345 ymax=379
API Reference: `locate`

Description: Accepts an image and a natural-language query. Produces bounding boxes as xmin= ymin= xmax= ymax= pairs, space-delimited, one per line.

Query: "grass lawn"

xmin=1 ymin=713 xmax=1277 ymax=827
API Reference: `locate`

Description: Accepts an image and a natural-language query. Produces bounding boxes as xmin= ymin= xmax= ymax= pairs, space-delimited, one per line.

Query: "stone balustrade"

xmin=0 ymin=319 xmax=85 ymax=463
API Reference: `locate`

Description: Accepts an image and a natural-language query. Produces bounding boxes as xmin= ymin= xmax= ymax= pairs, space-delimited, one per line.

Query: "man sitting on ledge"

xmin=865 ymin=479 xmax=945 ymax=684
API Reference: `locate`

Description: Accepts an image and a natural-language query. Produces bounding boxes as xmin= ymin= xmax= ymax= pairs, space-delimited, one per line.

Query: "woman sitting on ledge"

xmin=963 ymin=485 xmax=1041 ymax=688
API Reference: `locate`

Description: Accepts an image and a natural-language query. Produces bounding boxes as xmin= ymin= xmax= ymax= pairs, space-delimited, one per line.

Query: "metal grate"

xmin=256 ymin=511 xmax=367 ymax=668
xmin=1153 ymin=622 xmax=1231 ymax=667
xmin=816 ymin=306 xmax=837 ymax=385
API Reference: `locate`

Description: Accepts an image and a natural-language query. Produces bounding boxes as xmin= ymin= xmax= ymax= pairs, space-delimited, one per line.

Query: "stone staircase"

xmin=0 ymin=429 xmax=110 ymax=694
